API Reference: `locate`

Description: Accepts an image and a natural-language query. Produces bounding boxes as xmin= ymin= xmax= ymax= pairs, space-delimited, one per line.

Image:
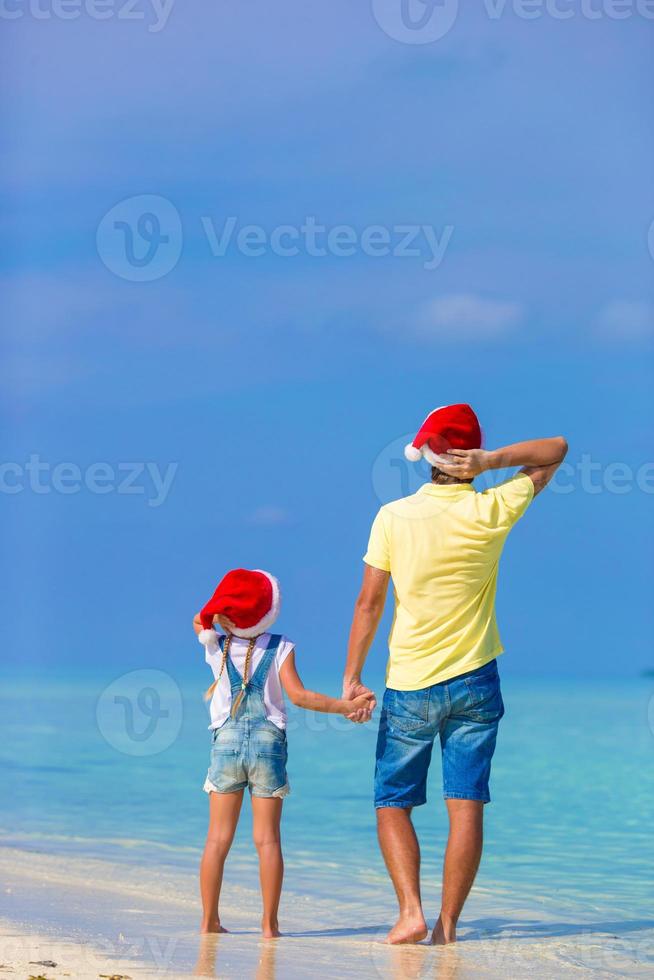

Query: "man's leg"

xmin=374 ymin=687 xmax=437 ymax=944
xmin=431 ymin=799 xmax=483 ymax=944
xmin=432 ymin=659 xmax=504 ymax=944
xmin=377 ymin=807 xmax=428 ymax=944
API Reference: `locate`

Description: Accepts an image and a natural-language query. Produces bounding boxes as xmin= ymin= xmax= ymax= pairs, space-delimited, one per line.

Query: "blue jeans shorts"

xmin=204 ymin=721 xmax=290 ymax=799
xmin=374 ymin=659 xmax=505 ymax=808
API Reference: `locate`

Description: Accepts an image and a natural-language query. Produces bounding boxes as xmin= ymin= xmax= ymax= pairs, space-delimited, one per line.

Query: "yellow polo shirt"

xmin=364 ymin=474 xmax=534 ymax=690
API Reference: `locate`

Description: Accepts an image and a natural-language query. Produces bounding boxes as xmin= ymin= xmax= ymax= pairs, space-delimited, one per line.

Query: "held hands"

xmin=433 ymin=448 xmax=489 ymax=480
xmin=342 ymin=679 xmax=377 ymax=724
xmin=343 ymin=692 xmax=376 ymax=719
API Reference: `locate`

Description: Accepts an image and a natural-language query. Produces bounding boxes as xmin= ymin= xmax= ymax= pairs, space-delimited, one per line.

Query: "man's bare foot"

xmin=385 ymin=912 xmax=428 ymax=945
xmin=430 ymin=915 xmax=456 ymax=945
xmin=200 ymin=920 xmax=229 ymax=934
xmin=261 ymin=920 xmax=281 ymax=939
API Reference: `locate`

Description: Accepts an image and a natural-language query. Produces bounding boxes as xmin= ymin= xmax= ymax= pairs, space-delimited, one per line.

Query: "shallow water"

xmin=1 ymin=669 xmax=653 ymax=975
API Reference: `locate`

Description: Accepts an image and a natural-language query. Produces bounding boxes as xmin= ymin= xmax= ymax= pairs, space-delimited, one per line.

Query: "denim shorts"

xmin=204 ymin=721 xmax=290 ymax=799
xmin=374 ymin=658 xmax=505 ymax=808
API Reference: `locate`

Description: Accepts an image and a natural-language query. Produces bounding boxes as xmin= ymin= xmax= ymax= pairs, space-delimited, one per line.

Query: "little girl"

xmin=193 ymin=567 xmax=373 ymax=939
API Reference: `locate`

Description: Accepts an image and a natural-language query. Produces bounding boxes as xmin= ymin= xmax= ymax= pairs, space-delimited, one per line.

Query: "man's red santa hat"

xmin=404 ymin=403 xmax=482 ymax=467
xmin=197 ymin=568 xmax=281 ymax=651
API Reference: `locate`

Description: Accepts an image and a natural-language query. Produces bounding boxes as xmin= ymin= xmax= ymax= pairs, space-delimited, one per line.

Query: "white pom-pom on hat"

xmin=404 ymin=443 xmax=423 ymax=462
xmin=198 ymin=628 xmax=220 ymax=653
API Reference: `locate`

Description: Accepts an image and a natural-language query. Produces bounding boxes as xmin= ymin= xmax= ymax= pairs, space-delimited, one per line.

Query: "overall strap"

xmin=249 ymin=634 xmax=282 ymax=691
xmin=220 ymin=635 xmax=244 ymax=693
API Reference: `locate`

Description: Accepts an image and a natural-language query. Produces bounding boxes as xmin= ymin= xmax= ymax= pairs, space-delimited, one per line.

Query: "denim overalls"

xmin=205 ymin=634 xmax=289 ymax=799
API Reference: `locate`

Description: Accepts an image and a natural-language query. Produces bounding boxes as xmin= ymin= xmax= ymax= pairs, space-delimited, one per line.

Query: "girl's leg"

xmin=251 ymin=796 xmax=284 ymax=939
xmin=200 ymin=790 xmax=244 ymax=933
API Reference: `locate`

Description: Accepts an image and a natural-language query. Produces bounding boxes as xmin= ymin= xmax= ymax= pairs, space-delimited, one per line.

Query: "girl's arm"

xmin=192 ymin=612 xmax=236 ymax=636
xmin=279 ymin=651 xmax=374 ymax=716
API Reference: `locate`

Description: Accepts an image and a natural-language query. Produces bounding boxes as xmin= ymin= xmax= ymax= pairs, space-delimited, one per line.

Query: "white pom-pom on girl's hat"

xmin=197 ymin=568 xmax=281 ymax=649
xmin=404 ymin=403 xmax=482 ymax=467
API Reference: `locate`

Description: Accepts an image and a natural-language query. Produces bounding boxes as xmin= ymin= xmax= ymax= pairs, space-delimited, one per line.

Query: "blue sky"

xmin=2 ymin=3 xmax=653 ymax=679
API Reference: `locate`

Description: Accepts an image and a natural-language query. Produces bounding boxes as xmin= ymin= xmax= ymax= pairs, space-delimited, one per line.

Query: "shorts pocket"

xmin=255 ymin=735 xmax=288 ymax=760
xmin=253 ymin=737 xmax=288 ymax=793
xmin=463 ymin=664 xmax=504 ymax=723
xmin=385 ymin=689 xmax=429 ymax=734
xmin=255 ymin=723 xmax=287 ymax=755
xmin=208 ymin=744 xmax=241 ymax=790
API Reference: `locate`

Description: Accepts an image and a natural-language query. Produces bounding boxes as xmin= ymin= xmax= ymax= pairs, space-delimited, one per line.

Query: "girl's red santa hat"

xmin=198 ymin=568 xmax=281 ymax=651
xmin=404 ymin=403 xmax=482 ymax=466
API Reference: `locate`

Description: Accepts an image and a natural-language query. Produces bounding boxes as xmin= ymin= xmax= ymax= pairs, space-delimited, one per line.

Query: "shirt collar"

xmin=417 ymin=482 xmax=475 ymax=496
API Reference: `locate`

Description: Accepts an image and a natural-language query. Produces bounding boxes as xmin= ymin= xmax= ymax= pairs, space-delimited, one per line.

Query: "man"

xmin=342 ymin=404 xmax=567 ymax=945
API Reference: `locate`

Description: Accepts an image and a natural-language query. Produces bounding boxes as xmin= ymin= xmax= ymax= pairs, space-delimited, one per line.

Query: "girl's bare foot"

xmin=430 ymin=914 xmax=456 ymax=945
xmin=385 ymin=912 xmax=428 ymax=944
xmin=261 ymin=919 xmax=281 ymax=939
xmin=200 ymin=919 xmax=229 ymax=934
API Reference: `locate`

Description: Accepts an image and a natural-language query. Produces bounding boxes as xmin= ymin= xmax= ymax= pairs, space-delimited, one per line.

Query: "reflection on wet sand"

xmin=386 ymin=942 xmax=461 ymax=980
xmin=255 ymin=939 xmax=278 ymax=980
xmin=194 ymin=933 xmax=220 ymax=976
xmin=193 ymin=933 xmax=278 ymax=980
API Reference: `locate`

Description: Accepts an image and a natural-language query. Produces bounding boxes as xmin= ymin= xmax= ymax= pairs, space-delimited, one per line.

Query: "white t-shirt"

xmin=205 ymin=632 xmax=295 ymax=730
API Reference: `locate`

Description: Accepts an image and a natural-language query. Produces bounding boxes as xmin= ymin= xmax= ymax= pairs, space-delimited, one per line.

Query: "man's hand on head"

xmin=435 ymin=448 xmax=489 ymax=480
xmin=342 ymin=678 xmax=377 ymax=723
xmin=436 ymin=438 xmax=568 ymax=495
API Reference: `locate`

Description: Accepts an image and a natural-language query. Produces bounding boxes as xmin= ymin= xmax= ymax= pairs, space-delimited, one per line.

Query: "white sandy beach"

xmin=1 ymin=845 xmax=652 ymax=979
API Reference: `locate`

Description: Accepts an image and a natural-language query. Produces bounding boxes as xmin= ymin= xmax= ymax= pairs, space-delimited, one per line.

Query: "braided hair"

xmin=204 ymin=633 xmax=258 ymax=718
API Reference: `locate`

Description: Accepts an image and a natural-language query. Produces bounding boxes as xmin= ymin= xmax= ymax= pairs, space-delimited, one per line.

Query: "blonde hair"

xmin=204 ymin=633 xmax=258 ymax=718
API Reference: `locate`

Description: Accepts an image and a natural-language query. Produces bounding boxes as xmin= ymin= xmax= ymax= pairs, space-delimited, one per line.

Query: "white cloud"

xmin=415 ymin=294 xmax=524 ymax=339
xmin=596 ymin=301 xmax=654 ymax=341
xmin=247 ymin=506 xmax=291 ymax=527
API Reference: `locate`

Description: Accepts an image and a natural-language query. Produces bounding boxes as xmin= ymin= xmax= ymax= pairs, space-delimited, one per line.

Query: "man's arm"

xmin=342 ymin=564 xmax=390 ymax=721
xmin=437 ymin=436 xmax=568 ymax=497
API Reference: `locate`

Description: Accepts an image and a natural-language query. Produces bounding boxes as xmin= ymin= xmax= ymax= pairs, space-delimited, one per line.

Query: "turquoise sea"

xmin=1 ymin=666 xmax=653 ymax=976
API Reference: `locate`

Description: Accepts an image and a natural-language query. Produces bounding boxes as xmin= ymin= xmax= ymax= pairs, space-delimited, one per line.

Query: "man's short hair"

xmin=431 ymin=465 xmax=472 ymax=485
